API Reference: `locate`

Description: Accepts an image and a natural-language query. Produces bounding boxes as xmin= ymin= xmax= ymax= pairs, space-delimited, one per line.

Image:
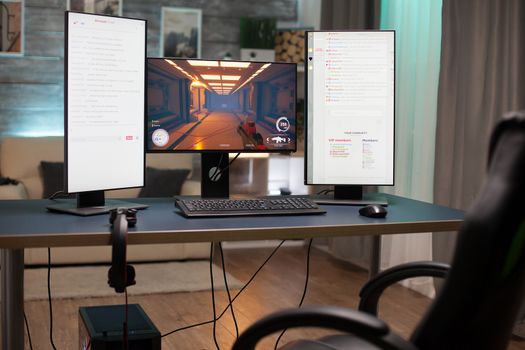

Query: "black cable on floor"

xmin=161 ymin=240 xmax=286 ymax=338
xmin=48 ymin=247 xmax=58 ymax=350
xmin=24 ymin=311 xmax=34 ymax=350
xmin=210 ymin=242 xmax=221 ymax=350
xmin=274 ymin=239 xmax=313 ymax=350
xmin=219 ymin=241 xmax=239 ymax=338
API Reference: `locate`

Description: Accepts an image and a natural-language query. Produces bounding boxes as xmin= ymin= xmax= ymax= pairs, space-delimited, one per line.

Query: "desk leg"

xmin=369 ymin=235 xmax=381 ymax=278
xmin=1 ymin=249 xmax=24 ymax=350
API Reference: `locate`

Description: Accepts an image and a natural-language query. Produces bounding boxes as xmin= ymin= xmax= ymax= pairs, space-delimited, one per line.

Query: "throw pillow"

xmin=40 ymin=161 xmax=65 ymax=199
xmin=139 ymin=167 xmax=191 ymax=198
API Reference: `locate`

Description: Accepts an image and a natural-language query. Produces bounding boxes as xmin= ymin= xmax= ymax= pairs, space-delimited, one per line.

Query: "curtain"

xmin=379 ymin=0 xmax=443 ymax=297
xmin=433 ymin=1 xmax=525 ymax=267
xmin=321 ymin=0 xmax=380 ymax=30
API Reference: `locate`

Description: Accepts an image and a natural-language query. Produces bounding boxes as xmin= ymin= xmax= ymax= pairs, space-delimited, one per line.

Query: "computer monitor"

xmin=305 ymin=31 xmax=395 ymax=205
xmin=146 ymin=58 xmax=297 ymax=197
xmin=47 ymin=12 xmax=147 ymax=215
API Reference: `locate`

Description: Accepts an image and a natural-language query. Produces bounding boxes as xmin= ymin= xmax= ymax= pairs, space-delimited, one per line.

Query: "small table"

xmin=0 ymin=194 xmax=463 ymax=350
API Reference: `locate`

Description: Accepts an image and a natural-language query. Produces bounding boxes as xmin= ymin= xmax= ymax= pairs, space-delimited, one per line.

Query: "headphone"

xmin=108 ymin=208 xmax=137 ymax=293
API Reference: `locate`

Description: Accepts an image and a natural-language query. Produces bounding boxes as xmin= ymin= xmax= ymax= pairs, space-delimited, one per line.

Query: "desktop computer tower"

xmin=79 ymin=304 xmax=161 ymax=350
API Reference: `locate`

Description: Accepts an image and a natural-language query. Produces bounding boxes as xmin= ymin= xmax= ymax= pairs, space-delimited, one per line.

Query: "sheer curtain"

xmin=433 ymin=0 xmax=525 ymax=263
xmin=379 ymin=0 xmax=443 ymax=297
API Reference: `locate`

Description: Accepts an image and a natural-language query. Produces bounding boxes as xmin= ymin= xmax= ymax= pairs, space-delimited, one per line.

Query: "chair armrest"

xmin=359 ymin=261 xmax=450 ymax=315
xmin=232 ymin=306 xmax=418 ymax=350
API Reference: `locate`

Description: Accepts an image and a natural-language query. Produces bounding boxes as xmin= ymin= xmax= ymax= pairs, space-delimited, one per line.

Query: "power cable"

xmin=274 ymin=239 xmax=313 ymax=349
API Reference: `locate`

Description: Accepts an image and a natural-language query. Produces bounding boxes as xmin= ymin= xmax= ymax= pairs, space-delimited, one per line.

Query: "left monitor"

xmin=48 ymin=12 xmax=147 ymax=216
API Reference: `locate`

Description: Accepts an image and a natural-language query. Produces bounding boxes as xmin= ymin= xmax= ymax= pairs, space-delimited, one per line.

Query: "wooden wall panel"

xmin=0 ymin=0 xmax=298 ymax=137
xmin=0 ymin=58 xmax=62 ymax=83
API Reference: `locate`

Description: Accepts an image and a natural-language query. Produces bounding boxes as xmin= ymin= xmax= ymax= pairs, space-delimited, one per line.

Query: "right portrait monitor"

xmin=305 ymin=31 xmax=395 ymax=187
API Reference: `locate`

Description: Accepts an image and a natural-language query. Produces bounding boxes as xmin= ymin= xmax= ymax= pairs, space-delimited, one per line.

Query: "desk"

xmin=0 ymin=194 xmax=463 ymax=350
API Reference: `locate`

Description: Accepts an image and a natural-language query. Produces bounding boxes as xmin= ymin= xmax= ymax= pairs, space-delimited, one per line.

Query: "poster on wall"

xmin=0 ymin=0 xmax=24 ymax=56
xmin=161 ymin=7 xmax=201 ymax=58
xmin=68 ymin=0 xmax=123 ymax=16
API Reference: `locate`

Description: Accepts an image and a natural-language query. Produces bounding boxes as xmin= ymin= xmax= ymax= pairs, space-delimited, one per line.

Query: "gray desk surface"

xmin=0 ymin=193 xmax=464 ymax=350
xmin=0 ymin=194 xmax=464 ymax=248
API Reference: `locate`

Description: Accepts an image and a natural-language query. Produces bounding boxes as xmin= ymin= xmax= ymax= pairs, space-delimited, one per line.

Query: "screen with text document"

xmin=306 ymin=31 xmax=394 ymax=186
xmin=66 ymin=12 xmax=145 ymax=193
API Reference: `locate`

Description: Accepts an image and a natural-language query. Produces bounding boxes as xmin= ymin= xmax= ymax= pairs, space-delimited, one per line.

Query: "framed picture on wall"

xmin=67 ymin=0 xmax=123 ymax=16
xmin=0 ymin=0 xmax=24 ymax=56
xmin=161 ymin=7 xmax=201 ymax=58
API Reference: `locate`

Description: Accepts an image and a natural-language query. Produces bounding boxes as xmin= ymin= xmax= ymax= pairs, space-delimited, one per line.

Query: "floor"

xmin=23 ymin=245 xmax=525 ymax=349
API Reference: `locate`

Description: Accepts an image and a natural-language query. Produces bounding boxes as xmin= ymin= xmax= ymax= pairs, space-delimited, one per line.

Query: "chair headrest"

xmin=488 ymin=110 xmax=525 ymax=168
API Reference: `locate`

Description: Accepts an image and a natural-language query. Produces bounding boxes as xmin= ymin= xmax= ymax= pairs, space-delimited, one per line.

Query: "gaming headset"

xmin=108 ymin=208 xmax=137 ymax=293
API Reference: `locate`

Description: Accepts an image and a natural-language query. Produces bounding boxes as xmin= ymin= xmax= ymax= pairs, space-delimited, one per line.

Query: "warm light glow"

xmin=222 ymin=83 xmax=235 ymax=86
xmin=222 ymin=75 xmax=241 ymax=81
xmin=208 ymin=83 xmax=222 ymax=86
xmin=191 ymin=81 xmax=207 ymax=89
xmin=220 ymin=61 xmax=251 ymax=68
xmin=262 ymin=63 xmax=271 ymax=69
xmin=201 ymin=74 xmax=221 ymax=80
xmin=187 ymin=60 xmax=219 ymax=67
xmin=233 ymin=153 xmax=270 ymax=159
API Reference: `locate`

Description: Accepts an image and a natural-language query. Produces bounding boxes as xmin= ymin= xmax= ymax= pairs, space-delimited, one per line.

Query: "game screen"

xmin=147 ymin=59 xmax=296 ymax=152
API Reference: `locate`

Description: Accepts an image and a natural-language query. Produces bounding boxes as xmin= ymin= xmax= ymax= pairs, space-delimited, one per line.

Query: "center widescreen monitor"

xmin=146 ymin=58 xmax=297 ymax=198
xmin=146 ymin=58 xmax=297 ymax=153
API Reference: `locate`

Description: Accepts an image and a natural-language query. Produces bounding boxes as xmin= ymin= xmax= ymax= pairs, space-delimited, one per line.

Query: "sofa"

xmin=0 ymin=136 xmax=209 ymax=265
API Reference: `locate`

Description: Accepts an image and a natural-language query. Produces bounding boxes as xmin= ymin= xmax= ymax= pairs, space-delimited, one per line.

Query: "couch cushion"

xmin=0 ymin=137 xmax=196 ymax=199
xmin=0 ymin=183 xmax=27 ymax=199
xmin=139 ymin=167 xmax=190 ymax=197
xmin=40 ymin=161 xmax=66 ymax=198
xmin=0 ymin=137 xmax=64 ymax=199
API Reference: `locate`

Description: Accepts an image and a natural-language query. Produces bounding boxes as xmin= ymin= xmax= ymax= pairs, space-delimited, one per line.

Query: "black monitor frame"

xmin=304 ymin=30 xmax=395 ymax=205
xmin=145 ymin=58 xmax=298 ymax=198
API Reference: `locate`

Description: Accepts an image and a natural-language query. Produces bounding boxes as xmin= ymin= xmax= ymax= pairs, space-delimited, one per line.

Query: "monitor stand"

xmin=311 ymin=185 xmax=388 ymax=206
xmin=47 ymin=190 xmax=148 ymax=216
xmin=200 ymin=152 xmax=230 ymax=198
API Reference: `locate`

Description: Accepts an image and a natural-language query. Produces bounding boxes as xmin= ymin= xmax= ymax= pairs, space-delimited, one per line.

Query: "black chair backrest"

xmin=411 ymin=113 xmax=525 ymax=350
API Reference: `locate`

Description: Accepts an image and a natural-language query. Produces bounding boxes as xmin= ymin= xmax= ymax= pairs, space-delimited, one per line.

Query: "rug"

xmin=24 ymin=261 xmax=243 ymax=301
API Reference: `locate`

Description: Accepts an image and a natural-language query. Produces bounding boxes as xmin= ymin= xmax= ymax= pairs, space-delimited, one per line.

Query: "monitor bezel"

xmin=64 ymin=11 xmax=147 ymax=194
xmin=145 ymin=57 xmax=298 ymax=154
xmin=303 ymin=30 xmax=396 ymax=187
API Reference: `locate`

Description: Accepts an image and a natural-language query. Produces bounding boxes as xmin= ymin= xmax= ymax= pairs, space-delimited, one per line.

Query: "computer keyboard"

xmin=176 ymin=197 xmax=326 ymax=217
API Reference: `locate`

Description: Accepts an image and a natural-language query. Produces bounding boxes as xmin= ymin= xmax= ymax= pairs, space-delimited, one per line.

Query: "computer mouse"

xmin=359 ymin=205 xmax=387 ymax=218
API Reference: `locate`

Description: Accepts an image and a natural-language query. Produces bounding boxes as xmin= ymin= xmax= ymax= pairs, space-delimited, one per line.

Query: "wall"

xmin=0 ymin=0 xmax=297 ymax=137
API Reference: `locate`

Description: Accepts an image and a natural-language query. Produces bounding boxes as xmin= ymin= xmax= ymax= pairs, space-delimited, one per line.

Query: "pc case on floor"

xmin=79 ymin=304 xmax=160 ymax=350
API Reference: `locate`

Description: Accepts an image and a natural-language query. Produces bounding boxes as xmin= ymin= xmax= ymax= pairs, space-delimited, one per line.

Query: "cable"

xmin=316 ymin=188 xmax=333 ymax=195
xmin=48 ymin=247 xmax=58 ymax=350
xmin=48 ymin=190 xmax=68 ymax=201
xmin=274 ymin=239 xmax=313 ymax=350
xmin=219 ymin=241 xmax=239 ymax=338
xmin=24 ymin=311 xmax=34 ymax=350
xmin=210 ymin=153 xmax=241 ymax=182
xmin=209 ymin=243 xmax=221 ymax=349
xmin=210 ymin=153 xmax=225 ymax=182
xmin=161 ymin=240 xmax=286 ymax=338
xmin=124 ymin=289 xmax=129 ymax=350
